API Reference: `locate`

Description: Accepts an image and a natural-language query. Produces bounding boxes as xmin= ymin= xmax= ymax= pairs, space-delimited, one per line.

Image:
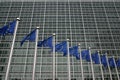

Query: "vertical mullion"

xmin=102 ymin=1 xmax=117 ymax=54
xmin=102 ymin=1 xmax=118 ymax=79
xmin=112 ymin=0 xmax=120 ymax=20
xmin=65 ymin=2 xmax=68 ymax=79
xmin=79 ymin=0 xmax=87 ymax=49
xmin=0 ymin=0 xmax=12 ymax=42
xmin=68 ymin=0 xmax=74 ymax=79
xmin=39 ymin=0 xmax=46 ymax=79
xmin=90 ymin=1 xmax=104 ymax=80
xmin=73 ymin=3 xmax=81 ymax=79
xmin=23 ymin=0 xmax=36 ymax=79
xmin=79 ymin=0 xmax=88 ymax=79
xmin=5 ymin=0 xmax=12 ymax=25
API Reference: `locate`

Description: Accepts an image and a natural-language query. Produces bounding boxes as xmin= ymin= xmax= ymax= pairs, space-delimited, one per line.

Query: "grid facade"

xmin=0 ymin=0 xmax=120 ymax=80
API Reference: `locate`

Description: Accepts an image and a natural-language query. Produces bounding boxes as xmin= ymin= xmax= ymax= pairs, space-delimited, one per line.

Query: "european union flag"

xmin=85 ymin=52 xmax=91 ymax=62
xmin=20 ymin=29 xmax=36 ymax=46
xmin=81 ymin=50 xmax=89 ymax=59
xmin=37 ymin=36 xmax=53 ymax=49
xmin=101 ymin=55 xmax=108 ymax=67
xmin=68 ymin=46 xmax=80 ymax=59
xmin=63 ymin=46 xmax=79 ymax=56
xmin=0 ymin=25 xmax=9 ymax=36
xmin=69 ymin=46 xmax=79 ymax=56
xmin=116 ymin=59 xmax=120 ymax=68
xmin=55 ymin=41 xmax=67 ymax=54
xmin=108 ymin=57 xmax=115 ymax=68
xmin=92 ymin=52 xmax=100 ymax=64
xmin=75 ymin=53 xmax=80 ymax=60
xmin=7 ymin=20 xmax=16 ymax=34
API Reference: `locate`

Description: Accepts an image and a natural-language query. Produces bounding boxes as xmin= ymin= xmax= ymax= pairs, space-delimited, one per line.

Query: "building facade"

xmin=0 ymin=0 xmax=120 ymax=80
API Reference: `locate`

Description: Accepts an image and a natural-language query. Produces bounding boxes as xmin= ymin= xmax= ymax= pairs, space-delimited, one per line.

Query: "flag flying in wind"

xmin=69 ymin=46 xmax=79 ymax=56
xmin=92 ymin=52 xmax=100 ymax=64
xmin=108 ymin=57 xmax=115 ymax=68
xmin=0 ymin=25 xmax=9 ymax=36
xmin=85 ymin=51 xmax=91 ymax=62
xmin=116 ymin=59 xmax=120 ymax=68
xmin=69 ymin=46 xmax=80 ymax=60
xmin=0 ymin=20 xmax=16 ymax=36
xmin=55 ymin=41 xmax=67 ymax=54
xmin=70 ymin=46 xmax=81 ymax=60
xmin=101 ymin=55 xmax=108 ymax=67
xmin=75 ymin=52 xmax=80 ymax=60
xmin=81 ymin=50 xmax=89 ymax=59
xmin=20 ymin=29 xmax=36 ymax=46
xmin=63 ymin=46 xmax=79 ymax=56
xmin=37 ymin=36 xmax=53 ymax=49
xmin=7 ymin=20 xmax=16 ymax=34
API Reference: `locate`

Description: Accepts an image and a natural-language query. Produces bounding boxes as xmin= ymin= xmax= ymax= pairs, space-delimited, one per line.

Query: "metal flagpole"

xmin=112 ymin=56 xmax=120 ymax=80
xmin=98 ymin=51 xmax=104 ymax=80
xmin=5 ymin=18 xmax=20 ymax=80
xmin=67 ymin=39 xmax=71 ymax=80
xmin=105 ymin=53 xmax=112 ymax=80
xmin=78 ymin=43 xmax=84 ymax=80
xmin=89 ymin=47 xmax=95 ymax=80
xmin=32 ymin=27 xmax=39 ymax=80
xmin=52 ymin=33 xmax=56 ymax=80
xmin=55 ymin=0 xmax=58 ymax=78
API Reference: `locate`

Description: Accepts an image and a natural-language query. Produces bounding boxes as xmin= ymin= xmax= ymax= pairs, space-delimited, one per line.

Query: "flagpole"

xmin=78 ymin=43 xmax=84 ymax=80
xmin=32 ymin=27 xmax=39 ymax=80
xmin=112 ymin=56 xmax=120 ymax=80
xmin=89 ymin=47 xmax=95 ymax=80
xmin=67 ymin=39 xmax=71 ymax=80
xmin=105 ymin=53 xmax=112 ymax=80
xmin=98 ymin=51 xmax=104 ymax=80
xmin=52 ymin=33 xmax=56 ymax=80
xmin=5 ymin=18 xmax=20 ymax=80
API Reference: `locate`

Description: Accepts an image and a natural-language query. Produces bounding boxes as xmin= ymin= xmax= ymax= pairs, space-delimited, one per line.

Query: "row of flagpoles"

xmin=20 ymin=25 xmax=120 ymax=68
xmin=0 ymin=18 xmax=120 ymax=80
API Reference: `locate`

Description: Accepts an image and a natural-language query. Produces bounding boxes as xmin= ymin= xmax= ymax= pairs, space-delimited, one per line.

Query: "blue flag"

xmin=0 ymin=25 xmax=9 ymax=36
xmin=7 ymin=20 xmax=16 ymax=34
xmin=55 ymin=41 xmax=67 ymax=54
xmin=37 ymin=36 xmax=53 ymax=49
xmin=81 ymin=50 xmax=89 ymax=59
xmin=108 ymin=57 xmax=115 ymax=68
xmin=69 ymin=46 xmax=80 ymax=60
xmin=101 ymin=55 xmax=108 ymax=67
xmin=75 ymin=52 xmax=80 ymax=60
xmin=92 ymin=52 xmax=100 ymax=64
xmin=20 ymin=29 xmax=36 ymax=46
xmin=116 ymin=59 xmax=120 ymax=68
xmin=63 ymin=46 xmax=79 ymax=56
xmin=69 ymin=46 xmax=79 ymax=56
xmin=85 ymin=52 xmax=91 ymax=62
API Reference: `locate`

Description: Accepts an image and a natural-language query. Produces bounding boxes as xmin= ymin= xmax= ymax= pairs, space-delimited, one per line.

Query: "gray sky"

xmin=1 ymin=0 xmax=120 ymax=2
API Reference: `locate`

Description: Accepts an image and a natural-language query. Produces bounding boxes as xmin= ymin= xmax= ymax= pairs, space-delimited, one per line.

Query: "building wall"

xmin=0 ymin=1 xmax=120 ymax=80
